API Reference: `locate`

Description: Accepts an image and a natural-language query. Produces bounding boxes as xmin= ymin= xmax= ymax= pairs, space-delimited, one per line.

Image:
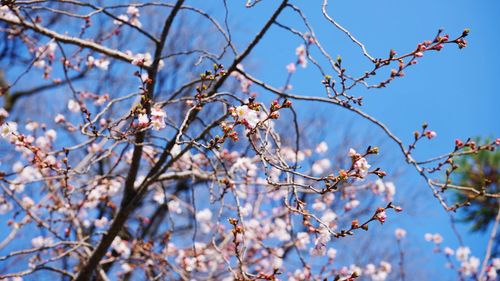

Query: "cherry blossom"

xmin=0 ymin=2 xmax=492 ymax=280
xmin=295 ymin=44 xmax=308 ymax=68
xmin=137 ymin=113 xmax=149 ymax=127
xmin=395 ymin=228 xmax=406 ymax=239
xmin=312 ymin=158 xmax=331 ymax=175
xmin=315 ymin=141 xmax=328 ymax=154
xmin=354 ymin=157 xmax=371 ymax=178
xmin=456 ymin=246 xmax=471 ymax=262
xmin=233 ymin=105 xmax=260 ymax=127
xmin=424 ymin=130 xmax=437 ymax=139
xmin=31 ymin=236 xmax=53 ymax=248
xmin=67 ymin=99 xmax=81 ymax=113
xmin=150 ymin=106 xmax=167 ymax=130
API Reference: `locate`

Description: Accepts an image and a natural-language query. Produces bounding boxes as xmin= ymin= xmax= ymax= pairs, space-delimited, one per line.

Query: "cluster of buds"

xmin=219 ymin=97 xmax=291 ymax=145
xmin=229 ymin=217 xmax=243 ymax=234
xmin=374 ymin=202 xmax=402 ymax=225
xmin=302 ymin=212 xmax=315 ymax=232
xmin=322 ymin=146 xmax=384 ymax=193
xmin=322 ymin=74 xmax=335 ymax=89
xmin=371 ymin=168 xmax=387 ymax=179
xmin=255 ymin=269 xmax=281 ymax=281
xmin=334 ymin=203 xmax=402 ymax=239
xmin=427 ymin=138 xmax=498 ymax=191
xmin=134 ymin=70 xmax=153 ymax=86
xmin=374 ymin=207 xmax=387 ymax=224
xmin=456 ymin=29 xmax=470 ymax=49
xmin=219 ymin=178 xmax=235 ymax=190
xmin=221 ymin=122 xmax=238 ymax=141
xmin=269 ymin=99 xmax=292 ymax=119
xmin=453 ymin=138 xmax=490 ymax=151
xmin=369 ymin=28 xmax=470 ymax=90
xmin=199 ymin=64 xmax=226 ymax=81
xmin=208 ymin=122 xmax=239 ymax=149
xmin=270 ymin=99 xmax=291 ymax=111
xmin=390 ymin=62 xmax=405 ymax=78
xmin=337 ymin=169 xmax=348 ymax=180
xmin=409 ymin=123 xmax=437 ymax=152
xmin=211 ymin=98 xmax=275 ymax=147
xmin=194 ymin=64 xmax=226 ymax=108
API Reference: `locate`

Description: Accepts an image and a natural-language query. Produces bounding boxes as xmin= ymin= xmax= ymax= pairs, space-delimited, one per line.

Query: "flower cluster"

xmin=114 ymin=5 xmax=142 ymax=27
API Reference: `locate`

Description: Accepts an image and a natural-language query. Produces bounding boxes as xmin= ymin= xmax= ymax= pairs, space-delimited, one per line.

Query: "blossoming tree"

xmin=0 ymin=1 xmax=498 ymax=280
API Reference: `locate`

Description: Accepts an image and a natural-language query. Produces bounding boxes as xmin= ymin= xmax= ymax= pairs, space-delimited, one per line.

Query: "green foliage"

xmin=454 ymin=137 xmax=499 ymax=232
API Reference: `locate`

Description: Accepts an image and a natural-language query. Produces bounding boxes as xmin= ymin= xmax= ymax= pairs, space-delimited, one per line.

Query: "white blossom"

xmin=54 ymin=114 xmax=66 ymax=123
xmin=327 ymin=248 xmax=337 ymax=259
xmin=353 ymin=157 xmax=371 ymax=178
xmin=315 ymin=141 xmax=328 ymax=154
xmin=94 ymin=217 xmax=108 ymax=228
xmin=1 ymin=122 xmax=17 ymax=139
xmin=94 ymin=58 xmax=110 ymax=70
xmin=312 ymin=158 xmax=331 ymax=175
xmin=113 ymin=14 xmax=129 ymax=25
xmin=21 ymin=196 xmax=35 ymax=208
xmin=234 ymin=105 xmax=260 ymax=127
xmin=31 ymin=236 xmax=53 ymax=248
xmin=111 ymin=237 xmax=131 ymax=258
xmin=296 ymin=232 xmax=310 ymax=249
xmin=67 ymin=99 xmax=81 ymax=113
xmin=127 ymin=6 xmax=140 ymax=17
xmin=138 ymin=113 xmax=149 ymax=126
xmin=151 ymin=107 xmax=166 ymax=130
xmin=395 ymin=228 xmax=406 ymax=239
xmin=432 ymin=233 xmax=443 ymax=244
xmin=456 ymin=246 xmax=471 ymax=262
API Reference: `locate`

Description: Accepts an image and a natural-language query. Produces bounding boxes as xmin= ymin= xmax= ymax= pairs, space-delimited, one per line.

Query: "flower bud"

xmin=269 ymin=111 xmax=280 ymax=119
xmin=282 ymin=99 xmax=292 ymax=108
xmin=351 ymin=219 xmax=359 ymax=229
xmin=368 ymin=146 xmax=379 ymax=154
xmin=389 ymin=49 xmax=396 ymax=58
xmin=414 ymin=131 xmax=420 ymax=139
xmin=424 ymin=130 xmax=437 ymax=139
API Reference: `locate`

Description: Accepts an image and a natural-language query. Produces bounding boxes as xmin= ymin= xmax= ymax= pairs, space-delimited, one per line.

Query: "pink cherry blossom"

xmin=286 ymin=62 xmax=296 ymax=73
xmin=137 ymin=113 xmax=149 ymax=127
xmin=394 ymin=228 xmax=406 ymax=239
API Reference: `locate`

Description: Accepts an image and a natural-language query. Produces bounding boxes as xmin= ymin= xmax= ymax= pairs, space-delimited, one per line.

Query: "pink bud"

xmin=424 ymin=130 xmax=437 ymax=139
xmin=286 ymin=62 xmax=296 ymax=73
xmin=137 ymin=113 xmax=149 ymax=127
xmin=375 ymin=210 xmax=387 ymax=224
